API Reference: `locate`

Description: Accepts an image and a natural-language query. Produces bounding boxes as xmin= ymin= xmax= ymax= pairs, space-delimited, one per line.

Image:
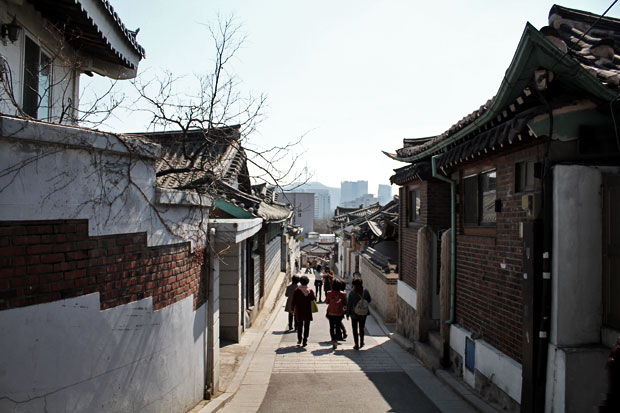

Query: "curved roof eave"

xmin=391 ymin=23 xmax=618 ymax=164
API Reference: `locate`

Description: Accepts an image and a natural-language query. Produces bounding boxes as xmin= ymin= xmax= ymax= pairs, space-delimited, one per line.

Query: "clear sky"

xmin=88 ymin=0 xmax=619 ymax=195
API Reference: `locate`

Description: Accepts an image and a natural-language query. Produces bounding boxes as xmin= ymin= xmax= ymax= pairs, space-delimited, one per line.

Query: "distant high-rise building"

xmin=340 ymin=180 xmax=368 ymax=204
xmin=313 ymin=190 xmax=332 ymax=220
xmin=378 ymin=184 xmax=392 ymax=205
xmin=277 ymin=192 xmax=314 ymax=234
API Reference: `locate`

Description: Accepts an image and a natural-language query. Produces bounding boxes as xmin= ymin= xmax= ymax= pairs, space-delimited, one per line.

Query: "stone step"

xmin=412 ymin=339 xmax=442 ymax=373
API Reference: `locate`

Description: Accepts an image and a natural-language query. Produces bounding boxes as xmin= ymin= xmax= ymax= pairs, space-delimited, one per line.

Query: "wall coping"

xmin=0 ymin=115 xmax=160 ymax=159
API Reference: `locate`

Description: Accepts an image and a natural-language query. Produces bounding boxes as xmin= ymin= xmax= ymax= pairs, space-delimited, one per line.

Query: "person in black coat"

xmin=346 ymin=277 xmax=371 ymax=350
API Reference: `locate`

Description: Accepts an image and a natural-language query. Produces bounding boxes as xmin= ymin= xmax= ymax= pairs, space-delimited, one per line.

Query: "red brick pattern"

xmin=454 ymin=145 xmax=543 ymax=363
xmin=0 ymin=220 xmax=207 ymax=312
xmin=399 ymin=180 xmax=451 ymax=289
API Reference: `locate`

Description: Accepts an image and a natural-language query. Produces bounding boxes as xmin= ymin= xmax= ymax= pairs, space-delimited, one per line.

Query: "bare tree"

xmin=0 ymin=14 xmax=310 ymax=247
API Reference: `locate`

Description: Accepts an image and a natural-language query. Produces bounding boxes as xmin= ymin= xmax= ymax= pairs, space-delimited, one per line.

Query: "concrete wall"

xmin=552 ymin=165 xmax=603 ymax=346
xmin=450 ymin=324 xmax=522 ymax=406
xmin=359 ymin=255 xmax=398 ymax=323
xmin=545 ymin=164 xmax=617 ymax=412
xmin=0 ymin=293 xmax=205 ymax=413
xmin=0 ymin=117 xmax=213 ymax=411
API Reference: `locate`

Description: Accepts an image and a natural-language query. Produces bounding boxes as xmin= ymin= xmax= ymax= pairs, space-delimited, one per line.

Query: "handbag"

xmin=310 ymin=299 xmax=319 ymax=313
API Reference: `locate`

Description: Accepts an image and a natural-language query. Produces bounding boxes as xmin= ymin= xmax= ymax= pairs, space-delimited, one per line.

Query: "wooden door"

xmin=603 ymin=175 xmax=620 ymax=328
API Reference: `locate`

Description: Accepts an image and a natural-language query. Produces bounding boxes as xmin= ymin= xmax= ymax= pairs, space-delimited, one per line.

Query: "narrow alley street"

xmin=200 ymin=272 xmax=484 ymax=413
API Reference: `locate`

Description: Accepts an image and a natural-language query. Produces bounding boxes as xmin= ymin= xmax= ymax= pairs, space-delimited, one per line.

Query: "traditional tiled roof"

xmin=332 ymin=202 xmax=382 ymax=225
xmin=332 ymin=198 xmax=399 ymax=244
xmin=132 ymin=126 xmax=249 ymax=192
xmin=214 ymin=182 xmax=293 ymax=223
xmin=28 ymin=0 xmax=145 ymax=69
xmin=390 ymin=162 xmax=432 ymax=185
xmin=550 ymin=5 xmax=620 ymax=87
xmin=362 ymin=247 xmax=397 ymax=273
xmin=384 ymin=5 xmax=620 ymax=167
xmin=436 ymin=106 xmax=548 ymax=170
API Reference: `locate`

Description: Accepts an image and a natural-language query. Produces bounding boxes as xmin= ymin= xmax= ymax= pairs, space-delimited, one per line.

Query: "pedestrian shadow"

xmin=310 ymin=348 xmax=333 ymax=356
xmin=275 ymin=345 xmax=306 ymax=354
xmin=271 ymin=330 xmax=294 ymax=335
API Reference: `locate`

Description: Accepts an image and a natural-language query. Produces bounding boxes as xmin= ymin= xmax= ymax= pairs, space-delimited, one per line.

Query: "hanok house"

xmin=332 ymin=202 xmax=383 ymax=278
xmin=0 ymin=0 xmax=144 ymax=122
xmin=135 ymin=127 xmax=294 ymax=346
xmin=335 ymin=199 xmax=399 ymax=322
xmin=384 ymin=5 xmax=620 ymax=412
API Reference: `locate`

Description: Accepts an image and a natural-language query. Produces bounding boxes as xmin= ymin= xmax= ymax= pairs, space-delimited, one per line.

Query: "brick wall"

xmin=400 ymin=179 xmax=451 ymax=290
xmin=454 ymin=144 xmax=543 ymax=363
xmin=399 ymin=186 xmax=420 ymax=289
xmin=0 ymin=220 xmax=207 ymax=312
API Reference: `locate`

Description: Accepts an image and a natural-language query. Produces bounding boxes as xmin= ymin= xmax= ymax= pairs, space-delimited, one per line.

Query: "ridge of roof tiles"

xmin=95 ymin=0 xmax=146 ymax=58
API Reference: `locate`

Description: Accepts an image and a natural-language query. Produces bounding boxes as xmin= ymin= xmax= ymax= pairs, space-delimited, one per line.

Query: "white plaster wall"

xmin=0 ymin=117 xmax=213 ymax=411
xmin=450 ymin=324 xmax=522 ymax=403
xmin=0 ymin=293 xmax=205 ymax=413
xmin=397 ymin=279 xmax=417 ymax=311
xmin=0 ymin=117 xmax=210 ymax=248
xmin=552 ymin=165 xmax=602 ymax=346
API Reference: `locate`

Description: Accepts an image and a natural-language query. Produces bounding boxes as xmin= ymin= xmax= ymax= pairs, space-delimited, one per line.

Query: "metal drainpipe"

xmin=205 ymin=227 xmax=216 ymax=399
xmin=431 ymin=154 xmax=456 ymax=324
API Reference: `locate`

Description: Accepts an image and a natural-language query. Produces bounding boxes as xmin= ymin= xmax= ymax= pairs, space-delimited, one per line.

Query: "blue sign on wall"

xmin=465 ymin=337 xmax=476 ymax=372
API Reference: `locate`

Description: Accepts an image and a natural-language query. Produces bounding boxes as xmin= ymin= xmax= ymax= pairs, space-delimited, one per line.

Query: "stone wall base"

xmin=396 ymin=296 xmax=417 ymax=341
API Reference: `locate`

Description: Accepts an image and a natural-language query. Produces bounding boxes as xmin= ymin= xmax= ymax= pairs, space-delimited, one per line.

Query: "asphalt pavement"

xmin=199 ymin=271 xmax=480 ymax=413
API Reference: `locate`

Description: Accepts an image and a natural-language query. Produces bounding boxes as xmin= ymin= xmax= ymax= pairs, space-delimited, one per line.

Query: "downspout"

xmin=205 ymin=227 xmax=216 ymax=399
xmin=431 ymin=154 xmax=456 ymax=324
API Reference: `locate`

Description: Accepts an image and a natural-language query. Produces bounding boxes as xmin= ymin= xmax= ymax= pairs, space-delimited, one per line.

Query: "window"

xmin=408 ymin=188 xmax=421 ymax=224
xmin=23 ymin=36 xmax=52 ymax=120
xmin=515 ymin=160 xmax=535 ymax=193
xmin=464 ymin=169 xmax=496 ymax=226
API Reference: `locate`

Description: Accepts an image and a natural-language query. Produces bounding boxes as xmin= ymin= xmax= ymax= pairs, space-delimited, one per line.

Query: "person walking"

xmin=334 ymin=279 xmax=348 ymax=341
xmin=322 ymin=268 xmax=333 ymax=299
xmin=314 ymin=265 xmax=323 ymax=302
xmin=325 ymin=277 xmax=347 ymax=350
xmin=346 ymin=277 xmax=372 ymax=350
xmin=284 ymin=275 xmax=300 ymax=331
xmin=291 ymin=275 xmax=316 ymax=347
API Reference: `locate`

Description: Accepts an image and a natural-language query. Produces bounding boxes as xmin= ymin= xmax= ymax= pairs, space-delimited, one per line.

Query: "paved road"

xmin=219 ymin=272 xmax=475 ymax=413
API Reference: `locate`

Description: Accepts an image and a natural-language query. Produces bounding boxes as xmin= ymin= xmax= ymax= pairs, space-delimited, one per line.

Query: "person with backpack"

xmin=346 ymin=277 xmax=372 ymax=350
xmin=325 ymin=277 xmax=347 ymax=350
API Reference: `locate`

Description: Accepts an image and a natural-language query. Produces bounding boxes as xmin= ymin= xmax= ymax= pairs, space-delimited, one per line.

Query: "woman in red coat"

xmin=325 ymin=278 xmax=347 ymax=349
xmin=291 ymin=275 xmax=316 ymax=347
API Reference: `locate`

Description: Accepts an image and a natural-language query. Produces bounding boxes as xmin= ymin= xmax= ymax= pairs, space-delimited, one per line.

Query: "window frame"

xmin=463 ymin=168 xmax=497 ymax=229
xmin=22 ymin=34 xmax=53 ymax=120
xmin=407 ymin=186 xmax=421 ymax=226
xmin=515 ymin=159 xmax=535 ymax=193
